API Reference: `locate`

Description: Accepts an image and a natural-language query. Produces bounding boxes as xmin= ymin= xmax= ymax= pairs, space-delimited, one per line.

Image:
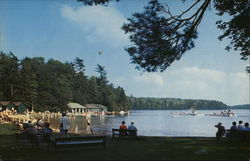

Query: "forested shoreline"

xmin=1 ymin=51 xmax=247 ymax=112
xmin=128 ymin=97 xmax=228 ymax=110
xmin=0 ymin=51 xmax=129 ymax=112
xmin=229 ymin=104 xmax=250 ymax=109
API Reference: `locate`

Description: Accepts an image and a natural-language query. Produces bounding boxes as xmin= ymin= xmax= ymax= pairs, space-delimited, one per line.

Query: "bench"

xmin=52 ymin=136 xmax=107 ymax=150
xmin=15 ymin=133 xmax=52 ymax=150
xmin=112 ymin=129 xmax=137 ymax=139
xmin=225 ymin=129 xmax=250 ymax=142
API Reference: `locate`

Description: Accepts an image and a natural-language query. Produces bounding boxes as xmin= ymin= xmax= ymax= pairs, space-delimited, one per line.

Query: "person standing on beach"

xmin=86 ymin=120 xmax=93 ymax=135
xmin=214 ymin=122 xmax=225 ymax=141
xmin=60 ymin=112 xmax=70 ymax=137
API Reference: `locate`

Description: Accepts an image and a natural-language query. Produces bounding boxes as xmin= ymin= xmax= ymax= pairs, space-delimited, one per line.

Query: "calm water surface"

xmin=49 ymin=109 xmax=250 ymax=137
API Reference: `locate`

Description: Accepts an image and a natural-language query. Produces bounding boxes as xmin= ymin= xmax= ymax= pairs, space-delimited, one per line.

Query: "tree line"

xmin=229 ymin=104 xmax=250 ymax=109
xmin=128 ymin=96 xmax=228 ymax=110
xmin=0 ymin=51 xmax=129 ymax=112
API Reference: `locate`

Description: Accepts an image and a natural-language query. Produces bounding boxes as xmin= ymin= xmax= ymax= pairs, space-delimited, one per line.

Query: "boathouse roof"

xmin=67 ymin=102 xmax=86 ymax=109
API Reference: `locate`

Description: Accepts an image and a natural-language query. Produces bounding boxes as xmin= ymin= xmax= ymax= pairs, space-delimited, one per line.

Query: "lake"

xmin=49 ymin=109 xmax=250 ymax=137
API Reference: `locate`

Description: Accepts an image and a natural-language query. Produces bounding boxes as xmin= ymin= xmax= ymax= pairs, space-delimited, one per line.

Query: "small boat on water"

xmin=119 ymin=111 xmax=125 ymax=114
xmin=119 ymin=110 xmax=130 ymax=115
xmin=188 ymin=108 xmax=204 ymax=116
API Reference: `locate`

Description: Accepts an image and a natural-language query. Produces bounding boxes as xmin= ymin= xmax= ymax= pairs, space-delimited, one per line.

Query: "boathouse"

xmin=12 ymin=102 xmax=27 ymax=114
xmin=0 ymin=101 xmax=14 ymax=111
xmin=67 ymin=102 xmax=87 ymax=114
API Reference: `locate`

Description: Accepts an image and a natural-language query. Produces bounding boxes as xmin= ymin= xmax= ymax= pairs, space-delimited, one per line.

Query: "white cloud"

xmin=165 ymin=67 xmax=249 ymax=105
xmin=60 ymin=4 xmax=128 ymax=45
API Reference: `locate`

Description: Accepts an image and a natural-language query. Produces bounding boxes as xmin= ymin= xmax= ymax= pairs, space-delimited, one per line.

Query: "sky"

xmin=0 ymin=0 xmax=249 ymax=106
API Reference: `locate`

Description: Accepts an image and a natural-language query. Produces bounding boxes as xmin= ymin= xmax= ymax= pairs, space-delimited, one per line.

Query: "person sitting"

xmin=27 ymin=120 xmax=33 ymax=128
xmin=214 ymin=122 xmax=225 ymax=141
xmin=238 ymin=120 xmax=244 ymax=131
xmin=229 ymin=121 xmax=238 ymax=137
xmin=237 ymin=122 xmax=250 ymax=142
xmin=242 ymin=122 xmax=250 ymax=131
xmin=128 ymin=122 xmax=137 ymax=136
xmin=36 ymin=119 xmax=44 ymax=129
xmin=42 ymin=122 xmax=54 ymax=143
xmin=119 ymin=121 xmax=128 ymax=136
xmin=22 ymin=123 xmax=39 ymax=136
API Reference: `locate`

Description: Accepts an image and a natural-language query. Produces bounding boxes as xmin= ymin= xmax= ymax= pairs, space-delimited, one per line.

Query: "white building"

xmin=67 ymin=102 xmax=108 ymax=113
xmin=67 ymin=102 xmax=86 ymax=114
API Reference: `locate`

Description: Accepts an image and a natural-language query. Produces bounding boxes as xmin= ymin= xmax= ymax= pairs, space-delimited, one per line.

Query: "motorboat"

xmin=119 ymin=110 xmax=129 ymax=115
xmin=119 ymin=110 xmax=125 ymax=115
xmin=189 ymin=109 xmax=204 ymax=116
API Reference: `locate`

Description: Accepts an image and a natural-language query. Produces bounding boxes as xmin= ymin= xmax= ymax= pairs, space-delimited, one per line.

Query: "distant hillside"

xmin=128 ymin=97 xmax=228 ymax=110
xmin=229 ymin=104 xmax=250 ymax=109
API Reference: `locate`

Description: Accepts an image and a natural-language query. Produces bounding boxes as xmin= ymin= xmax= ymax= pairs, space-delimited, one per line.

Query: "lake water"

xmin=49 ymin=109 xmax=250 ymax=137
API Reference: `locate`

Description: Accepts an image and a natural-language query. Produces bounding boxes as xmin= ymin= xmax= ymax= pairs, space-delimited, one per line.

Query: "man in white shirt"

xmin=128 ymin=122 xmax=137 ymax=131
xmin=128 ymin=122 xmax=137 ymax=136
xmin=60 ymin=112 xmax=70 ymax=137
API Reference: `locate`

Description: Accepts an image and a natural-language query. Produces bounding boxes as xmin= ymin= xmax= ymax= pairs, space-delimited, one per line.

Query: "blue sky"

xmin=1 ymin=0 xmax=249 ymax=106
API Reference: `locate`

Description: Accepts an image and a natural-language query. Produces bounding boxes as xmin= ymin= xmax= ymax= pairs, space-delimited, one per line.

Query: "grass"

xmin=0 ymin=123 xmax=20 ymax=135
xmin=0 ymin=123 xmax=250 ymax=160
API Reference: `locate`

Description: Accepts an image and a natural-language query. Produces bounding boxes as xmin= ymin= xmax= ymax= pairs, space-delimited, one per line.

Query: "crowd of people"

xmin=21 ymin=120 xmax=54 ymax=142
xmin=0 ymin=109 xmax=17 ymax=123
xmin=214 ymin=120 xmax=250 ymax=141
xmin=18 ymin=111 xmax=71 ymax=143
xmin=219 ymin=109 xmax=235 ymax=116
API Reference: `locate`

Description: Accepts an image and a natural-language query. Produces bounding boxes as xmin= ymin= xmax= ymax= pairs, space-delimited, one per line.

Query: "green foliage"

xmin=122 ymin=0 xmax=199 ymax=72
xmin=0 ymin=51 xmax=20 ymax=100
xmin=128 ymin=96 xmax=228 ymax=110
xmin=0 ymin=123 xmax=20 ymax=135
xmin=95 ymin=64 xmax=107 ymax=84
xmin=214 ymin=0 xmax=250 ymax=61
xmin=0 ymin=52 xmax=129 ymax=112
